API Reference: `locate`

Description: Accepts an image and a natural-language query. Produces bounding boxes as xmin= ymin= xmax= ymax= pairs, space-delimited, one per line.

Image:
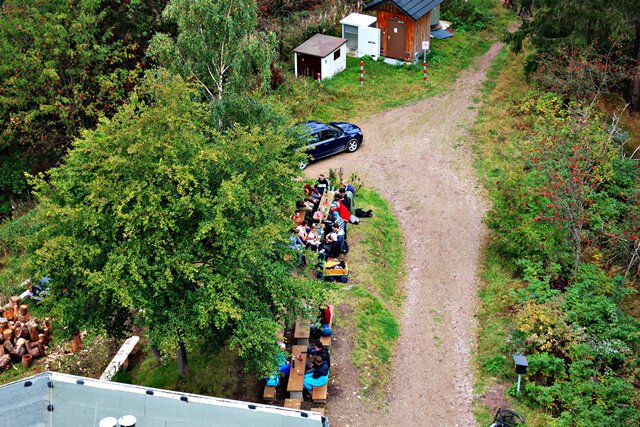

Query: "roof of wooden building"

xmin=363 ymin=0 xmax=445 ymax=21
xmin=294 ymin=34 xmax=348 ymax=58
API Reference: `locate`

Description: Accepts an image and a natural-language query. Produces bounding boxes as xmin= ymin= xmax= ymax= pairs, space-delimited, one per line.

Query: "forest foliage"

xmin=480 ymin=51 xmax=640 ymax=427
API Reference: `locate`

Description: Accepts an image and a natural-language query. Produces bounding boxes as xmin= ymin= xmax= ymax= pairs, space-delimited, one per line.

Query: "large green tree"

xmin=0 ymin=0 xmax=166 ymax=216
xmin=148 ymin=0 xmax=276 ymax=102
xmin=29 ymin=72 xmax=320 ymax=377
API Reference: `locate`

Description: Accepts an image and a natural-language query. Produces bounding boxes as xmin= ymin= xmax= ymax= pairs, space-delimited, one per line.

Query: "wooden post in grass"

xmin=360 ymin=61 xmax=364 ymax=86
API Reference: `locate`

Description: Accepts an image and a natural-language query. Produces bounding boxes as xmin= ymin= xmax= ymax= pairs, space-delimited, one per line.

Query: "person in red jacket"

xmin=331 ymin=198 xmax=350 ymax=222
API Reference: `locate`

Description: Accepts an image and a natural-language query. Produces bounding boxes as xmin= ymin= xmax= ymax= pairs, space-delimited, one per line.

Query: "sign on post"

xmin=421 ymin=40 xmax=430 ymax=64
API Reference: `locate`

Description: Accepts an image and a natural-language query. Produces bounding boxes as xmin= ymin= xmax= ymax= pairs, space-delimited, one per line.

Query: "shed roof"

xmin=294 ymin=34 xmax=348 ymax=58
xmin=363 ymin=0 xmax=445 ymax=21
xmin=339 ymin=13 xmax=377 ymax=27
xmin=0 ymin=372 xmax=327 ymax=427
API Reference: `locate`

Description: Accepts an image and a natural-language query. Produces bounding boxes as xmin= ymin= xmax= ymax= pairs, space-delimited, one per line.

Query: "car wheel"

xmin=299 ymin=161 xmax=308 ymax=170
xmin=346 ymin=138 xmax=359 ymax=153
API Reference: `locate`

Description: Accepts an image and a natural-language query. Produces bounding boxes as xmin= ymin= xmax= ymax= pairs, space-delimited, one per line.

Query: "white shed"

xmin=340 ymin=13 xmax=381 ymax=59
xmin=294 ymin=34 xmax=347 ymax=80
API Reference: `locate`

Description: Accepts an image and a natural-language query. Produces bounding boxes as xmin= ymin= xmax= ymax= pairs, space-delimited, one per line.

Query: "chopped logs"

xmin=0 ymin=297 xmax=52 ymax=370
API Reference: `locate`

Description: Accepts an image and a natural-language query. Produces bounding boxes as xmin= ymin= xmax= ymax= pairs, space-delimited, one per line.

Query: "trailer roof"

xmin=0 ymin=372 xmax=327 ymax=427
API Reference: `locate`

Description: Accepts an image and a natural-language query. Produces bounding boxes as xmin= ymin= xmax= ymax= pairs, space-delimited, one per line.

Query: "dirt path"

xmin=305 ymin=43 xmax=503 ymax=426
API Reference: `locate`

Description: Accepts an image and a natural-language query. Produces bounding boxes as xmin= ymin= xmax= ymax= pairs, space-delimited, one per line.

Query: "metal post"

xmin=317 ymin=73 xmax=321 ymax=84
xmin=516 ymin=374 xmax=522 ymax=395
xmin=360 ymin=60 xmax=364 ymax=86
xmin=423 ymin=61 xmax=427 ymax=82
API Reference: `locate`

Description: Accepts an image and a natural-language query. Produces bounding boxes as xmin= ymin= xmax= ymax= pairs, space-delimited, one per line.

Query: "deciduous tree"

xmin=29 ymin=71 xmax=321 ymax=377
xmin=148 ymin=0 xmax=276 ymax=102
xmin=0 ymin=0 xmax=166 ymax=216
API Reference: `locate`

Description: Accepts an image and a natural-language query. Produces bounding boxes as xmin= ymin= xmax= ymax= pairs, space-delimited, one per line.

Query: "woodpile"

xmin=0 ymin=297 xmax=52 ymax=370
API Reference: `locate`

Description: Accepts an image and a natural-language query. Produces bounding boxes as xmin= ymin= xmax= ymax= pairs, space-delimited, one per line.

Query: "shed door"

xmin=387 ymin=18 xmax=406 ymax=60
xmin=297 ymin=54 xmax=321 ymax=78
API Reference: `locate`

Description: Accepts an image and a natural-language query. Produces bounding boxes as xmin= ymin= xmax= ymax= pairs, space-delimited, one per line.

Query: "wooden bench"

xmin=310 ymin=407 xmax=325 ymax=416
xmin=99 ymin=336 xmax=140 ymax=381
xmin=312 ymin=383 xmax=328 ymax=403
xmin=284 ymin=398 xmax=302 ymax=409
xmin=263 ymin=385 xmax=276 ymax=402
xmin=319 ymin=304 xmax=334 ymax=349
xmin=292 ymin=210 xmax=307 ymax=224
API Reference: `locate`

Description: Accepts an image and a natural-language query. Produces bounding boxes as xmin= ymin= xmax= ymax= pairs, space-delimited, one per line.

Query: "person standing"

xmin=342 ymin=180 xmax=355 ymax=214
xmin=315 ymin=174 xmax=329 ymax=195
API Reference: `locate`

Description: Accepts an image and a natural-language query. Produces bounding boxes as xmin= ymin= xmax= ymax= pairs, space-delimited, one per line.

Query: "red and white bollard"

xmin=423 ymin=61 xmax=427 ymax=82
xmin=360 ymin=61 xmax=364 ymax=86
xmin=317 ymin=72 xmax=321 ymax=84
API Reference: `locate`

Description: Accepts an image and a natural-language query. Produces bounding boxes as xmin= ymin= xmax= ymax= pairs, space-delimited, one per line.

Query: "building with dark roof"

xmin=294 ymin=34 xmax=348 ymax=80
xmin=363 ymin=0 xmax=445 ymax=61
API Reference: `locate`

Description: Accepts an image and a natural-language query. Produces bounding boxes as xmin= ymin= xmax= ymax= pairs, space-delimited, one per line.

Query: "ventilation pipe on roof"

xmin=98 ymin=417 xmax=118 ymax=427
xmin=118 ymin=415 xmax=137 ymax=427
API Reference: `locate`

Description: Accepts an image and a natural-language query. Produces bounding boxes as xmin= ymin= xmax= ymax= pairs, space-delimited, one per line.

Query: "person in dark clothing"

xmin=337 ymin=188 xmax=351 ymax=211
xmin=315 ymin=174 xmax=329 ymax=195
xmin=318 ymin=232 xmax=342 ymax=260
xmin=308 ymin=341 xmax=331 ymax=367
xmin=303 ymin=356 xmax=329 ymax=392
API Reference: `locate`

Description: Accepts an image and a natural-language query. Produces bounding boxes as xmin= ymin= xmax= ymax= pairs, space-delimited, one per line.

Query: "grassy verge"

xmin=471 ymin=48 xmax=557 ymax=426
xmin=330 ymin=187 xmax=404 ymax=402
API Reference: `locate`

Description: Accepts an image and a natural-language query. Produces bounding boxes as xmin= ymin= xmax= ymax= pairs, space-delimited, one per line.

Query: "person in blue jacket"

xmin=303 ymin=355 xmax=329 ymax=394
xmin=266 ymin=342 xmax=290 ymax=386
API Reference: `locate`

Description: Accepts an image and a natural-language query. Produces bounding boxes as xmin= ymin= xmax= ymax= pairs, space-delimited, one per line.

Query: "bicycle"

xmin=490 ymin=408 xmax=525 ymax=427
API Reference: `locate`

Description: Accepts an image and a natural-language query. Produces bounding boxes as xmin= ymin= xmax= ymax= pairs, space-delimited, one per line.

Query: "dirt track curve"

xmin=305 ymin=43 xmax=503 ymax=426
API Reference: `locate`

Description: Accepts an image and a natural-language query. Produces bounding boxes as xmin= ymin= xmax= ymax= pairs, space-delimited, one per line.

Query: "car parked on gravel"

xmin=291 ymin=120 xmax=363 ymax=169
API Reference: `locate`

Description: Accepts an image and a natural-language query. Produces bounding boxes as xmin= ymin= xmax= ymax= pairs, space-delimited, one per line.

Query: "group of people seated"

xmin=266 ymin=304 xmax=333 ymax=397
xmin=289 ymin=174 xmax=357 ymax=261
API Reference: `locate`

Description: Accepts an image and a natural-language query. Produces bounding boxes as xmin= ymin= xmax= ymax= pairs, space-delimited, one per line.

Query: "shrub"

xmin=532 ymin=44 xmax=636 ymax=104
xmin=441 ymin=0 xmax=495 ymax=31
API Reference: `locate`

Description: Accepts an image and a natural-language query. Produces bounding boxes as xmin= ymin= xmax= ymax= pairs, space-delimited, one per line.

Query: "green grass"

xmin=471 ymin=47 xmax=558 ymax=426
xmin=328 ymin=187 xmax=404 ymax=402
xmin=473 ymin=247 xmax=558 ymax=427
xmin=124 ymin=343 xmax=259 ymax=401
xmin=271 ymin=17 xmax=511 ymax=125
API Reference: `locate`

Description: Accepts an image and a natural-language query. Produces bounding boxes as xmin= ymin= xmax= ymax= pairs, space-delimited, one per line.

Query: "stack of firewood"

xmin=0 ymin=296 xmax=52 ymax=370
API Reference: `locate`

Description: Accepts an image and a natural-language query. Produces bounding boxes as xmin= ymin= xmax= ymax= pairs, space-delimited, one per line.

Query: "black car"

xmin=292 ymin=121 xmax=363 ymax=169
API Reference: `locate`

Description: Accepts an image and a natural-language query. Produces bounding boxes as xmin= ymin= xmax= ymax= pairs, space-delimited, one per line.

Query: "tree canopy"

xmin=507 ymin=0 xmax=640 ymax=109
xmin=148 ymin=0 xmax=276 ymax=102
xmin=28 ymin=71 xmax=321 ymax=377
xmin=0 ymin=0 xmax=166 ymax=216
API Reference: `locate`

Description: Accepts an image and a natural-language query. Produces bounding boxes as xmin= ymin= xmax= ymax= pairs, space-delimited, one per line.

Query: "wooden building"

xmin=363 ymin=0 xmax=445 ymax=61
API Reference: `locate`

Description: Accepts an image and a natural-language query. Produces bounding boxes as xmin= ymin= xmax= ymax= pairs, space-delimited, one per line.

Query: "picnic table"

xmin=287 ymin=344 xmax=308 ymax=399
xmin=294 ymin=318 xmax=310 ymax=345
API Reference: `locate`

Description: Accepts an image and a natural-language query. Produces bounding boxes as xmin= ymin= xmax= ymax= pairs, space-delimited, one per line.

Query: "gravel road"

xmin=304 ymin=43 xmax=504 ymax=427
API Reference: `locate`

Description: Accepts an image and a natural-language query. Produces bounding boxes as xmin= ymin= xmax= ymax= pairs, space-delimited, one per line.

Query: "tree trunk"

xmin=572 ymin=231 xmax=582 ymax=280
xmin=177 ymin=341 xmax=188 ymax=378
xmin=151 ymin=345 xmax=162 ymax=363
